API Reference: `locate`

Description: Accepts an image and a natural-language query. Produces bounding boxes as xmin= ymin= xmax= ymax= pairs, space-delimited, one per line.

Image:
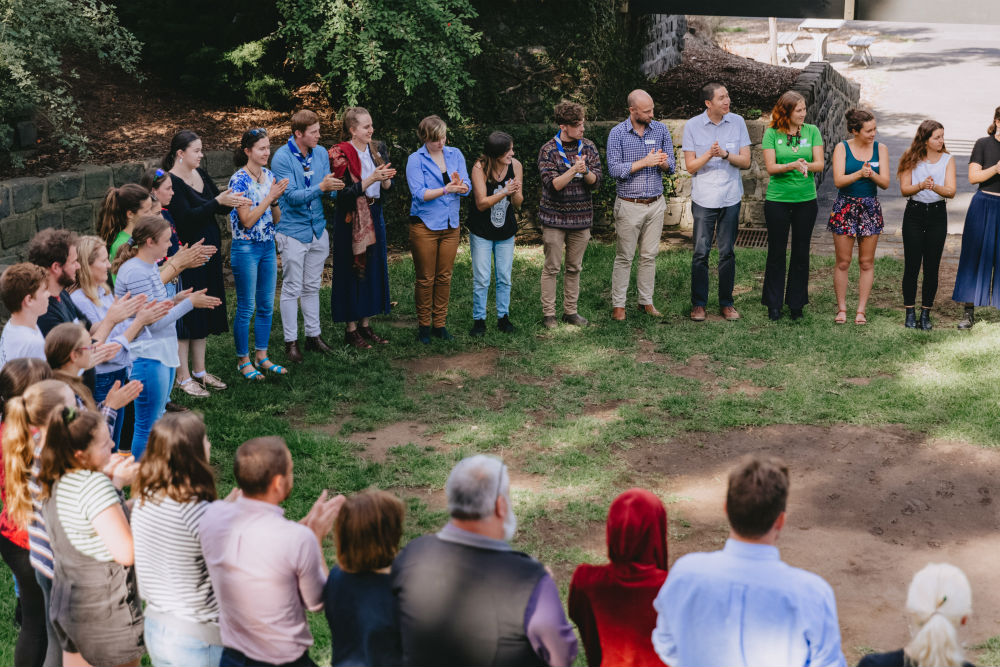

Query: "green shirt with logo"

xmin=763 ymin=124 xmax=824 ymax=203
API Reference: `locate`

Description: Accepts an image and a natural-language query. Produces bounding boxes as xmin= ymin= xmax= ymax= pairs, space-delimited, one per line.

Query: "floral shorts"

xmin=827 ymin=194 xmax=884 ymax=237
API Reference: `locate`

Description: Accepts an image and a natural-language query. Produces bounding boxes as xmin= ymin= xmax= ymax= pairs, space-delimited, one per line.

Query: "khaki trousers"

xmin=409 ymin=222 xmax=460 ymax=327
xmin=541 ymin=226 xmax=591 ymax=317
xmin=610 ymin=196 xmax=666 ymax=307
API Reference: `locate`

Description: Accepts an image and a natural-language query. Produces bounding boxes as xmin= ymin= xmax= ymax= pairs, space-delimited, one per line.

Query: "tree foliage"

xmin=0 ymin=0 xmax=141 ymax=155
xmin=278 ymin=0 xmax=481 ymax=120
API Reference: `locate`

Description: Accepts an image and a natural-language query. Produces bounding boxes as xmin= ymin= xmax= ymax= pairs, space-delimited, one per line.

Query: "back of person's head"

xmin=0 ymin=262 xmax=47 ymax=313
xmin=904 ymin=563 xmax=972 ymax=667
xmin=554 ymin=101 xmax=585 ymax=127
xmin=725 ymin=455 xmax=789 ymax=538
xmin=417 ymin=115 xmax=447 ymax=144
xmin=335 ymin=490 xmax=405 ymax=573
xmin=38 ymin=405 xmax=102 ymax=498
xmin=134 ymin=411 xmax=216 ymax=504
xmin=233 ymin=436 xmax=290 ymax=496
xmin=44 ymin=322 xmax=88 ymax=372
xmin=27 ymin=228 xmax=77 ymax=271
xmin=606 ymin=488 xmax=668 ymax=569
xmin=97 ymin=183 xmax=150 ymax=247
xmin=446 ymin=454 xmax=508 ymax=520
xmin=0 ymin=357 xmax=51 ymax=415
xmin=110 ymin=214 xmax=170 ymax=275
xmin=291 ymin=109 xmax=319 ymax=137
xmin=0 ymin=359 xmax=52 ymax=528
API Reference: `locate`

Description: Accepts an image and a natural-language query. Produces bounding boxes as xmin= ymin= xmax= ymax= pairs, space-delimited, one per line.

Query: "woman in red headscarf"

xmin=568 ymin=488 xmax=669 ymax=667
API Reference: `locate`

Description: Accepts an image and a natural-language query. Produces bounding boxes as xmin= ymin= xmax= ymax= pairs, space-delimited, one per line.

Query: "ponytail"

xmin=39 ymin=406 xmax=101 ymax=499
xmin=903 ymin=563 xmax=971 ymax=667
xmin=905 ymin=613 xmax=964 ymax=667
xmin=96 ymin=184 xmax=151 ymax=248
xmin=110 ymin=214 xmax=169 ymax=275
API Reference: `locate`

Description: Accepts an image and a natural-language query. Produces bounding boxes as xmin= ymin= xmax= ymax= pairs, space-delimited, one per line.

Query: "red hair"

xmin=769 ymin=91 xmax=806 ymax=134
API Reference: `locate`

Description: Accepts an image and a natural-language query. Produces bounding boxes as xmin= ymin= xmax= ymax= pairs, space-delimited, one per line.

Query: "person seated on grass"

xmin=568 ymin=488 xmax=668 ymax=667
xmin=199 ymin=436 xmax=345 ymax=667
xmin=0 ymin=263 xmax=50 ymax=368
xmin=391 ymin=454 xmax=578 ymax=667
xmin=652 ymin=454 xmax=846 ymax=667
xmin=324 ymin=489 xmax=405 ymax=667
xmin=858 ymin=563 xmax=974 ymax=667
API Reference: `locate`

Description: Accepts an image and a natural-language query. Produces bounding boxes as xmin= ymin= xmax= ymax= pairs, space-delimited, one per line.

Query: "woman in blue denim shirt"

xmin=228 ymin=128 xmax=289 ymax=380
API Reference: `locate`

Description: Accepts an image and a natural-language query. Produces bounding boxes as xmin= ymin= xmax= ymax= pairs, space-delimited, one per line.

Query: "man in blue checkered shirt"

xmin=606 ymin=90 xmax=675 ymax=321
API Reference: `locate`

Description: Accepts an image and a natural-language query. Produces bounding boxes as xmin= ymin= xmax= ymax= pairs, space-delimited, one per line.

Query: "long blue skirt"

xmin=330 ymin=201 xmax=391 ymax=323
xmin=953 ymin=190 xmax=1000 ymax=306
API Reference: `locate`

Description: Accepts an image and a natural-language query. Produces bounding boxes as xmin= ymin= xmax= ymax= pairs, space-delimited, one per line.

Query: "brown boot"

xmin=285 ymin=340 xmax=304 ymax=363
xmin=611 ymin=307 xmax=626 ymax=321
xmin=305 ymin=336 xmax=333 ymax=354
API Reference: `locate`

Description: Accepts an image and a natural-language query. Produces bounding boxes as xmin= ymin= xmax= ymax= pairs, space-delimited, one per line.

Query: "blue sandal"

xmin=238 ymin=360 xmax=264 ymax=381
xmin=257 ymin=357 xmax=288 ymax=375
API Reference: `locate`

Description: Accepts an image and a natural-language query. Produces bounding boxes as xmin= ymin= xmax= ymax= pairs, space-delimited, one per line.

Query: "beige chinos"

xmin=610 ymin=196 xmax=666 ymax=308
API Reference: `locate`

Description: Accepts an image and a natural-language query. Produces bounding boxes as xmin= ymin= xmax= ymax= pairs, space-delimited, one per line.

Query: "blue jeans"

xmin=145 ymin=613 xmax=223 ymax=667
xmin=691 ymin=201 xmax=740 ymax=307
xmin=231 ymin=239 xmax=277 ymax=357
xmin=94 ymin=367 xmax=129 ymax=451
xmin=469 ymin=234 xmax=515 ymax=320
xmin=129 ymin=358 xmax=175 ymax=459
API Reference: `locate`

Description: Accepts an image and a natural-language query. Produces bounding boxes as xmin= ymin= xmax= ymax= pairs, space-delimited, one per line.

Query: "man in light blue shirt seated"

xmin=651 ymin=455 xmax=846 ymax=667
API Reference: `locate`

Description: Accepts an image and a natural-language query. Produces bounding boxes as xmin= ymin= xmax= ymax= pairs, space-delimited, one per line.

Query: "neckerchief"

xmin=554 ymin=134 xmax=584 ymax=180
xmin=287 ymin=137 xmax=314 ymax=187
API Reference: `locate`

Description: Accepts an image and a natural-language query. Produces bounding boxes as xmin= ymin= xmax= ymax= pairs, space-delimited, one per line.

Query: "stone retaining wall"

xmin=640 ymin=14 xmax=688 ymax=77
xmin=792 ymin=61 xmax=862 ymax=187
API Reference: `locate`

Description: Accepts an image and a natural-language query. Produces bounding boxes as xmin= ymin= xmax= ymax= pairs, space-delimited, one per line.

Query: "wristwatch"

xmin=723 ymin=151 xmax=730 ymax=160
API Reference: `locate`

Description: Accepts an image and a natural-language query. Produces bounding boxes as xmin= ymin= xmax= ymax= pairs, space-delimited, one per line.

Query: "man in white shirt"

xmin=0 ymin=263 xmax=50 ymax=368
xmin=652 ymin=455 xmax=846 ymax=667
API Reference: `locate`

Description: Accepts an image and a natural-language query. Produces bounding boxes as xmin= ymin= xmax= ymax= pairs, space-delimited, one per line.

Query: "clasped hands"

xmin=641 ymin=149 xmax=670 ymax=169
xmin=444 ymin=171 xmax=469 ymax=195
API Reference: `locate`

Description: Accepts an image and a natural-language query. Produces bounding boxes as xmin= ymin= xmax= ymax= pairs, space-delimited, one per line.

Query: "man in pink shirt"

xmin=201 ymin=436 xmax=344 ymax=667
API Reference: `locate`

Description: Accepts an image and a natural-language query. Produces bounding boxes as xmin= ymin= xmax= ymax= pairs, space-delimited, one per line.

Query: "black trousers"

xmin=901 ymin=200 xmax=948 ymax=307
xmin=0 ymin=533 xmax=46 ymax=667
xmin=762 ymin=199 xmax=818 ymax=309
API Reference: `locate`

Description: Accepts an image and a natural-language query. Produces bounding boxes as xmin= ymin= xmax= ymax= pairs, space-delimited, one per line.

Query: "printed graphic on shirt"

xmin=490 ymin=184 xmax=510 ymax=228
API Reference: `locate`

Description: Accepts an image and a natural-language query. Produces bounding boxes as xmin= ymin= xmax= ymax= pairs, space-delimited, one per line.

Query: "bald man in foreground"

xmin=606 ymin=90 xmax=675 ymax=321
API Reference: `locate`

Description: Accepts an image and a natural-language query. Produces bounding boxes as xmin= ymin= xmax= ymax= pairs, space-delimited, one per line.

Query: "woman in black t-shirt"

xmin=467 ymin=132 xmax=524 ymax=336
xmin=952 ymin=106 xmax=1000 ymax=329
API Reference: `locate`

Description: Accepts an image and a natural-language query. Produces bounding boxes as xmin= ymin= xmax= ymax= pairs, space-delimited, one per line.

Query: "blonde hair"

xmin=417 ymin=115 xmax=447 ymax=144
xmin=904 ymin=563 xmax=972 ymax=667
xmin=74 ymin=235 xmax=110 ymax=306
xmin=2 ymin=379 xmax=72 ymax=528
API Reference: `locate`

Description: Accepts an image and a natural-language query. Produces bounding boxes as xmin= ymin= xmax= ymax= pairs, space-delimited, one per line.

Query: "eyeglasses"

xmin=248 ymin=128 xmax=267 ymax=138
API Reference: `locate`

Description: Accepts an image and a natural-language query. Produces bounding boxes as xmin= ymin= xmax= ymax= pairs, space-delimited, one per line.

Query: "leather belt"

xmin=619 ymin=195 xmax=662 ymax=205
xmin=366 ymin=196 xmax=380 ymax=206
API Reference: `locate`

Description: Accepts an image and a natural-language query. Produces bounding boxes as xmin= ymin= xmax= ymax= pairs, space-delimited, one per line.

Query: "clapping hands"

xmin=102 ymin=453 xmax=139 ymax=490
xmin=217 ymin=188 xmax=253 ymax=208
xmin=444 ymin=171 xmax=469 ymax=194
xmin=299 ymin=489 xmax=347 ymax=543
xmin=642 ymin=149 xmax=670 ymax=169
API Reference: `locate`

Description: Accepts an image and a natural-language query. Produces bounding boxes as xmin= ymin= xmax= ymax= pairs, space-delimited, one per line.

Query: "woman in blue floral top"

xmin=228 ymin=128 xmax=289 ymax=380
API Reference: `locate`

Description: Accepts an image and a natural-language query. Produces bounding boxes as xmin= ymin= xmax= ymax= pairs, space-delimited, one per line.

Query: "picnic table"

xmin=799 ymin=18 xmax=845 ymax=62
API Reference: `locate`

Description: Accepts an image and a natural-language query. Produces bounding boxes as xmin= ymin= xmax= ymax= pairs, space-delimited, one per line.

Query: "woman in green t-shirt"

xmin=761 ymin=91 xmax=825 ymax=321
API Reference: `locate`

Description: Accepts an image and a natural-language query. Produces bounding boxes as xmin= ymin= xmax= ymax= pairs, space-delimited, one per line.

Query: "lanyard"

xmin=554 ymin=135 xmax=584 ymax=179
xmin=287 ymin=137 xmax=314 ymax=187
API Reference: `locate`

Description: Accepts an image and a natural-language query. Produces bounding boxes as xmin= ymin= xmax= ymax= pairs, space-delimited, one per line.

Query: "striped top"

xmin=53 ymin=469 xmax=120 ymax=561
xmin=28 ymin=438 xmax=54 ymax=578
xmin=132 ymin=495 xmax=220 ymax=625
xmin=537 ymin=137 xmax=603 ymax=229
xmin=114 ymin=257 xmax=193 ymax=367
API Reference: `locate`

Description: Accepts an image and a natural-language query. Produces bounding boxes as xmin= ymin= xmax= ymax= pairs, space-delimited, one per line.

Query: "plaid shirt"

xmin=606 ymin=118 xmax=675 ymax=198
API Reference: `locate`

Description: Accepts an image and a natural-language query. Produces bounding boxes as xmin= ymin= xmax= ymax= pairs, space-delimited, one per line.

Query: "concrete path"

xmin=721 ymin=18 xmax=1000 ymax=258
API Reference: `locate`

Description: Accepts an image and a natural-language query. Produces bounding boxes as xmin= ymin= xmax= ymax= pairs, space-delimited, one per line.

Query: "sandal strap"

xmin=238 ymin=361 xmax=254 ymax=371
xmin=258 ymin=357 xmax=287 ymax=374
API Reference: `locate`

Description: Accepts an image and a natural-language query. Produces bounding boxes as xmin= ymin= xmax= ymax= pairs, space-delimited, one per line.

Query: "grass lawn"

xmin=3 ymin=239 xmax=1000 ymax=665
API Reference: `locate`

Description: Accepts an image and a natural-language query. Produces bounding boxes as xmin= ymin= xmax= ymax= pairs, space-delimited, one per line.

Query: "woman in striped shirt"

xmin=132 ymin=411 xmax=221 ymax=666
xmin=38 ymin=405 xmax=143 ymax=667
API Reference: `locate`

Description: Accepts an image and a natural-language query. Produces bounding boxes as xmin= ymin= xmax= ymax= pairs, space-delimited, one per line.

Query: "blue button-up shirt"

xmin=652 ymin=539 xmax=846 ymax=667
xmin=270 ymin=141 xmax=335 ymax=244
xmin=682 ymin=110 xmax=752 ymax=208
xmin=405 ymin=144 xmax=471 ymax=230
xmin=606 ymin=117 xmax=675 ymax=198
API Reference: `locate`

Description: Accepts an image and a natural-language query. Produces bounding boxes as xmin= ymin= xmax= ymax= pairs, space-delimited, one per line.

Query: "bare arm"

xmin=729 ymin=145 xmax=752 ymax=169
xmin=934 ymin=157 xmax=957 ymax=198
xmin=899 ymin=169 xmax=921 ymax=197
xmin=683 ymin=150 xmax=713 ymax=175
xmin=969 ymin=158 xmax=1000 ymax=185
xmin=511 ymin=159 xmax=524 ymax=210
xmin=471 ymin=163 xmax=506 ymax=212
xmin=808 ymin=144 xmax=825 ymax=173
xmin=91 ymin=503 xmax=134 ymax=566
xmin=871 ymin=143 xmax=891 ymax=190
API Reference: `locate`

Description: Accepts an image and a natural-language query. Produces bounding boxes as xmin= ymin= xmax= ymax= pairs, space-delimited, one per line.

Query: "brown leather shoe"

xmin=359 ymin=325 xmax=389 ymax=345
xmin=345 ymin=329 xmax=372 ymax=349
xmin=305 ymin=336 xmax=333 ymax=354
xmin=721 ymin=306 xmax=741 ymax=321
xmin=285 ymin=340 xmax=304 ymax=363
xmin=638 ymin=303 xmax=662 ymax=317
xmin=611 ymin=307 xmax=626 ymax=321
xmin=690 ymin=306 xmax=707 ymax=321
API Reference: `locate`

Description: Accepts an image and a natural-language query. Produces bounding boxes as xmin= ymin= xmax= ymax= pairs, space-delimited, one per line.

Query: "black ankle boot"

xmin=958 ymin=306 xmax=975 ymax=330
xmin=919 ymin=308 xmax=933 ymax=331
xmin=469 ymin=319 xmax=486 ymax=337
xmin=904 ymin=307 xmax=916 ymax=329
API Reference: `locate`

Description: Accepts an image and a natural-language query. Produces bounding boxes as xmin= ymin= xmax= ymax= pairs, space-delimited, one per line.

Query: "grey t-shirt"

xmin=0 ymin=323 xmax=45 ymax=368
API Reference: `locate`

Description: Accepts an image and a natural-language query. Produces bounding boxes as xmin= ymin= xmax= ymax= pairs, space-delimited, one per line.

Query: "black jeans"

xmin=762 ymin=199 xmax=818 ymax=309
xmin=901 ymin=200 xmax=948 ymax=307
xmin=0 ymin=534 xmax=46 ymax=667
xmin=691 ymin=201 xmax=741 ymax=307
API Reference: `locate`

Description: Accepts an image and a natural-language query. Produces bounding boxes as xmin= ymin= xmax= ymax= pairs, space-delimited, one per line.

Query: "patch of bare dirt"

xmin=346 ymin=421 xmax=444 ymax=463
xmin=636 ymin=339 xmax=668 ymax=364
xmin=583 ymin=399 xmax=630 ymax=423
xmin=625 ymin=424 xmax=1000 ymax=663
xmin=843 ymin=373 xmax=893 ymax=386
xmin=396 ymin=349 xmax=500 ymax=380
xmin=671 ymin=353 xmax=718 ymax=382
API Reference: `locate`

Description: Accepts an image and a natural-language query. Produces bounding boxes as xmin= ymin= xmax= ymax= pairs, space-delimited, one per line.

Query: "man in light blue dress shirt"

xmin=682 ymin=83 xmax=752 ymax=323
xmin=652 ymin=455 xmax=846 ymax=667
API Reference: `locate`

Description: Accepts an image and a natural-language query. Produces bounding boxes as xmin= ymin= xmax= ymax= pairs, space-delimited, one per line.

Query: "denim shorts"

xmin=144 ymin=612 xmax=223 ymax=667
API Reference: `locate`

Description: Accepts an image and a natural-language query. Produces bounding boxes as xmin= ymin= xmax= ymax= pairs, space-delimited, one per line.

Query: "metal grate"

xmin=733 ymin=227 xmax=771 ymax=249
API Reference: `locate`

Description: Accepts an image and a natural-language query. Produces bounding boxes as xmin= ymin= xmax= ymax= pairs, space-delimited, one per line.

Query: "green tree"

xmin=0 ymin=0 xmax=142 ymax=156
xmin=278 ymin=0 xmax=481 ymax=119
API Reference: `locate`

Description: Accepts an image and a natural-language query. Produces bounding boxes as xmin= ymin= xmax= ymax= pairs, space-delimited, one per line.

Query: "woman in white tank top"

xmin=897 ymin=120 xmax=956 ymax=330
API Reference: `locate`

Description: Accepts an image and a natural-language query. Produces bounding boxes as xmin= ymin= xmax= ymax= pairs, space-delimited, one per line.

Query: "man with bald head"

xmin=606 ymin=89 xmax=675 ymax=321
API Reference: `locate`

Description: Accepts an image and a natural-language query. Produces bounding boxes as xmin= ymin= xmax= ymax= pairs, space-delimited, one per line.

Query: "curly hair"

xmin=898 ymin=120 xmax=947 ymax=176
xmin=769 ymin=91 xmax=806 ymax=134
xmin=134 ymin=411 xmax=216 ymax=504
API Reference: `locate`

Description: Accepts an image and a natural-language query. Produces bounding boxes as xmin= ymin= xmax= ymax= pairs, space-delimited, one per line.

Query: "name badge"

xmin=870 ymin=162 xmax=880 ymax=168
xmin=801 ymin=141 xmax=811 ymax=147
xmin=726 ymin=142 xmax=736 ymax=150
xmin=644 ymin=139 xmax=655 ymax=145
xmin=777 ymin=139 xmax=784 ymax=145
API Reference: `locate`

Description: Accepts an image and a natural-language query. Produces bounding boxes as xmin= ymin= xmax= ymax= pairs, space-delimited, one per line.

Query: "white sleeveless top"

xmin=911 ymin=153 xmax=951 ymax=203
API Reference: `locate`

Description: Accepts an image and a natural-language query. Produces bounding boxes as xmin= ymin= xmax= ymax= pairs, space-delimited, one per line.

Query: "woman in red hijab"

xmin=568 ymin=488 xmax=669 ymax=667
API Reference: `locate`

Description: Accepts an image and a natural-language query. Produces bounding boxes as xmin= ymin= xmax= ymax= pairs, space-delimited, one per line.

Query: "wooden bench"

xmin=776 ymin=31 xmax=799 ymax=65
xmin=847 ymin=35 xmax=875 ymax=66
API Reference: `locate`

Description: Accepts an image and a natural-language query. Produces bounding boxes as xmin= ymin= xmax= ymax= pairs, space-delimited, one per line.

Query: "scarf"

xmin=329 ymin=141 xmax=375 ymax=279
xmin=287 ymin=137 xmax=314 ymax=187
